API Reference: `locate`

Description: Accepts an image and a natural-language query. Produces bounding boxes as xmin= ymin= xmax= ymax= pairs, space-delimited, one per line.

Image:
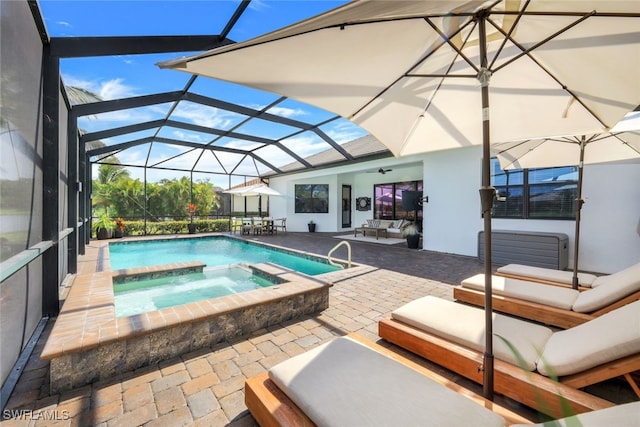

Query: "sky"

xmin=38 ymin=0 xmax=364 ymax=185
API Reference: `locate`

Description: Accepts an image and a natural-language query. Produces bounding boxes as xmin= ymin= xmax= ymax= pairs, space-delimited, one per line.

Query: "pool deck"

xmin=3 ymin=232 xmax=635 ymax=426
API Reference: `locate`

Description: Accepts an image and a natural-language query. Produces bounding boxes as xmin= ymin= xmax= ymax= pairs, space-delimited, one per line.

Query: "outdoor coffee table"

xmin=354 ymin=226 xmax=388 ymax=240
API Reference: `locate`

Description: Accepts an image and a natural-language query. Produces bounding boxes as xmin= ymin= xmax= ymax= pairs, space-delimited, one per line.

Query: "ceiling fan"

xmin=366 ymin=167 xmax=393 ymax=175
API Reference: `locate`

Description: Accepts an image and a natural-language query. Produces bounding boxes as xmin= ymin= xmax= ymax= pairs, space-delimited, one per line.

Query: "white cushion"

xmin=572 ymin=262 xmax=640 ymax=312
xmin=538 ymin=300 xmax=640 ymax=376
xmin=391 ymin=296 xmax=553 ymax=370
xmin=510 ymin=401 xmax=640 ymax=427
xmin=591 ymin=262 xmax=640 ymax=288
xmin=461 ymin=274 xmax=579 ymax=310
xmin=378 ymin=220 xmax=393 ymax=229
xmin=269 ymin=336 xmax=508 ymax=427
xmin=497 ymin=264 xmax=597 ymax=287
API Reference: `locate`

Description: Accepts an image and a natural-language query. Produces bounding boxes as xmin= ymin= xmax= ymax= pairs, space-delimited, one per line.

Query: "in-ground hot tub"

xmin=41 ymin=261 xmax=331 ymax=393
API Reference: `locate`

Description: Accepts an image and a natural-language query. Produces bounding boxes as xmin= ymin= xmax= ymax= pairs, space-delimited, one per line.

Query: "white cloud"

xmin=216 ymin=138 xmax=263 ymax=151
xmin=268 ymin=106 xmax=308 ymax=118
xmin=99 ymin=78 xmax=137 ymax=100
xmin=171 ymin=130 xmax=208 ymax=143
xmin=281 ymin=134 xmax=329 ymax=159
xmin=248 ymin=0 xmax=269 ymax=11
xmin=323 ymin=120 xmax=368 ymax=144
xmin=62 ymin=75 xmax=138 ymax=100
xmin=171 ymin=102 xmax=243 ymax=129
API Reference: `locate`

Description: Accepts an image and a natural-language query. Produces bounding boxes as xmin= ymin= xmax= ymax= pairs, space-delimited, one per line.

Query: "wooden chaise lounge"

xmin=245 ymin=333 xmax=640 ymax=427
xmin=378 ymin=297 xmax=640 ymax=419
xmin=245 ymin=333 xmax=531 ymax=427
xmin=454 ymin=262 xmax=640 ymax=328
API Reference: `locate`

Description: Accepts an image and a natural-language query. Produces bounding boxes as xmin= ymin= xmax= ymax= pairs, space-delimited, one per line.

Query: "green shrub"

xmin=118 ymin=219 xmax=230 ymax=236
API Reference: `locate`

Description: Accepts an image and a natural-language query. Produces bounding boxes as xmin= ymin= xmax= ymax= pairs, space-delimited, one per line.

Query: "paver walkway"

xmin=2 ymin=232 xmax=634 ymax=426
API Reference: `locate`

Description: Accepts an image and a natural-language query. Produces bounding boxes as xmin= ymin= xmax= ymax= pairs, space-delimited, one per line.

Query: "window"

xmin=491 ymin=159 xmax=578 ymax=219
xmin=373 ymin=181 xmax=423 ymax=220
xmin=295 ymin=184 xmax=329 ymax=213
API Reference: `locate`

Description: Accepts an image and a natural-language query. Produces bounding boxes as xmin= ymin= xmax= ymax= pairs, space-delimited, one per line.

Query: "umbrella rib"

xmin=423 ymin=17 xmax=481 ymax=75
xmin=492 ymin=11 xmax=594 ymax=74
xmin=490 ymin=11 xmax=610 ymax=129
xmin=350 ymin=16 xmax=478 ymax=119
xmin=487 ymin=0 xmax=531 ymax=71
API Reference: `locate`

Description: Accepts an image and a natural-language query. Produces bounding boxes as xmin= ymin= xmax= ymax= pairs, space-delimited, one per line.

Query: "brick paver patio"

xmin=2 ymin=232 xmax=634 ymax=426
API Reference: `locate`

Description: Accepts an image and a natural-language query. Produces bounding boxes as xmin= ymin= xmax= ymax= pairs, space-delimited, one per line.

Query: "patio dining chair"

xmin=251 ymin=217 xmax=263 ymax=235
xmin=274 ymin=217 xmax=287 ymax=234
xmin=230 ymin=217 xmax=243 ymax=234
xmin=241 ymin=218 xmax=253 ymax=235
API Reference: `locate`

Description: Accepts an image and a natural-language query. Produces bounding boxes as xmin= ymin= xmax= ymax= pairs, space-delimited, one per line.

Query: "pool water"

xmin=114 ymin=266 xmax=277 ymax=317
xmin=109 ymin=236 xmax=340 ymax=276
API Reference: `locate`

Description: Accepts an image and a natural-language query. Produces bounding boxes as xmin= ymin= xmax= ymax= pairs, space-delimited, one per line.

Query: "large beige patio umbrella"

xmin=160 ymin=1 xmax=640 ymax=399
xmin=493 ymin=130 xmax=640 ymax=289
xmin=224 ymin=183 xmax=281 ymax=217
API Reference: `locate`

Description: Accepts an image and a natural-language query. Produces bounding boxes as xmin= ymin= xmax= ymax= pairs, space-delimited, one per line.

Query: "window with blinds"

xmin=491 ymin=159 xmax=578 ymax=220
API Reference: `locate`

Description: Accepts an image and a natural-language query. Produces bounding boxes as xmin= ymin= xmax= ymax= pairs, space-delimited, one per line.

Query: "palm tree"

xmin=65 ymin=85 xmax=102 ymax=105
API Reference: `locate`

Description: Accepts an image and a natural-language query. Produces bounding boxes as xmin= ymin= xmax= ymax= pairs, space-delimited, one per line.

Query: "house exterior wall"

xmin=269 ymin=157 xmax=424 ymax=233
xmin=271 ymin=145 xmax=639 ymax=275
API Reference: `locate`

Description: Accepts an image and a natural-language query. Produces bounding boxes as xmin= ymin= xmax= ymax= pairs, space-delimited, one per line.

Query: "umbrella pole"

xmin=478 ymin=12 xmax=494 ymax=401
xmin=572 ymin=137 xmax=586 ymax=289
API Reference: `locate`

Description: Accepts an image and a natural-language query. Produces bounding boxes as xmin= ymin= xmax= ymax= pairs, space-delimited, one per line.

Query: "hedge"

xmin=116 ymin=219 xmax=230 ymax=237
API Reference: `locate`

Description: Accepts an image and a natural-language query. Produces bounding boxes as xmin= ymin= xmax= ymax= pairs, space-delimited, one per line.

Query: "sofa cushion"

xmin=496 ymin=264 xmax=597 ymax=287
xmin=538 ymin=300 xmax=640 ymax=376
xmin=572 ymin=262 xmax=640 ymax=312
xmin=269 ymin=336 xmax=508 ymax=427
xmin=461 ymin=274 xmax=579 ymax=310
xmin=378 ymin=220 xmax=393 ymax=229
xmin=391 ymin=296 xmax=553 ymax=370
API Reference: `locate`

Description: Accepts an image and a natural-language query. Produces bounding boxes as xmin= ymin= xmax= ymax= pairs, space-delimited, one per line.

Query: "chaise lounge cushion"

xmin=391 ymin=296 xmax=553 ymax=370
xmin=496 ymin=264 xmax=598 ymax=287
xmin=538 ymin=300 xmax=640 ymax=376
xmin=268 ymin=336 xmax=508 ymax=427
xmin=461 ymin=274 xmax=579 ymax=310
xmin=572 ymin=262 xmax=640 ymax=312
xmin=511 ymin=401 xmax=640 ymax=427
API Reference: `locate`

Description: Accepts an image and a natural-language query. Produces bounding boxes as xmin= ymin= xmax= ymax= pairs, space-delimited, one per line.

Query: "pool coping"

xmin=40 ymin=261 xmax=330 ymax=361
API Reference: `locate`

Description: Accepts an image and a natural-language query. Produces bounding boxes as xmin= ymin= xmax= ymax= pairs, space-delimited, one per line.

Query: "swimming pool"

xmin=109 ymin=236 xmax=341 ymax=275
xmin=113 ymin=265 xmax=281 ymax=317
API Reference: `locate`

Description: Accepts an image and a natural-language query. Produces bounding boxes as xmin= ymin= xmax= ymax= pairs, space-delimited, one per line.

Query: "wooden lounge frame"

xmin=453 ymin=286 xmax=640 ymax=329
xmin=244 ymin=333 xmax=531 ymax=427
xmin=378 ymin=317 xmax=639 ymax=420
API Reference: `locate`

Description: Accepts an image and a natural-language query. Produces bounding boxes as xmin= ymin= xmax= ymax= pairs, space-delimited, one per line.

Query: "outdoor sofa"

xmin=244 ymin=333 xmax=640 ymax=426
xmin=454 ymin=262 xmax=640 ymax=328
xmin=378 ymin=296 xmax=640 ymax=419
xmin=357 ymin=219 xmax=412 ymax=238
